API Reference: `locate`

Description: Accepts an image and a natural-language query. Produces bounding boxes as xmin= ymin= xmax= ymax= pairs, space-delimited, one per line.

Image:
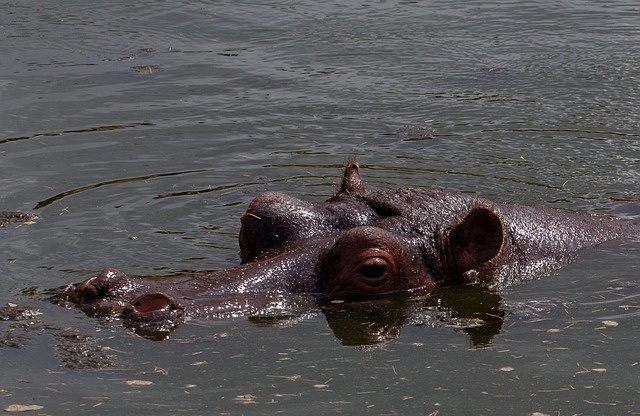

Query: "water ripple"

xmin=0 ymin=123 xmax=151 ymax=145
xmin=34 ymin=169 xmax=207 ymax=209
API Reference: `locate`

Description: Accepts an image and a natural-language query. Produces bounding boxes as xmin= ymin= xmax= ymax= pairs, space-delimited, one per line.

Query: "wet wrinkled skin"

xmin=58 ymin=160 xmax=640 ymax=342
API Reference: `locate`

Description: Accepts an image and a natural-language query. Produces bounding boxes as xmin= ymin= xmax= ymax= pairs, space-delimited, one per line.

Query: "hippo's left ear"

xmin=336 ymin=159 xmax=365 ymax=196
xmin=442 ymin=207 xmax=504 ymax=278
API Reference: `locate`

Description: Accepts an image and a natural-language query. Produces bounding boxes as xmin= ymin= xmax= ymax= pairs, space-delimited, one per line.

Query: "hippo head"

xmin=239 ymin=160 xmax=505 ymax=299
xmin=61 ymin=160 xmax=508 ymax=326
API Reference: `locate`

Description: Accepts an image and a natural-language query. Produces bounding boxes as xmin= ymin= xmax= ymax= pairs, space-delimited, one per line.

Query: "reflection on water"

xmin=66 ymin=280 xmax=507 ymax=347
xmin=320 ymin=285 xmax=505 ymax=348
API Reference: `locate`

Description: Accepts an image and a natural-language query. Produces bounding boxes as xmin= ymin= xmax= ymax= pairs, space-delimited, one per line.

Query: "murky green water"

xmin=2 ymin=0 xmax=639 ymax=414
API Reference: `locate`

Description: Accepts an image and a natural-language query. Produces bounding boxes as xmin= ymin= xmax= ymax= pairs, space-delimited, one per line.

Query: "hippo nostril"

xmin=131 ymin=293 xmax=173 ymax=313
xmin=73 ymin=276 xmax=109 ymax=305
xmin=123 ymin=292 xmax=184 ymax=324
xmin=121 ymin=292 xmax=185 ymax=340
xmin=70 ymin=268 xmax=129 ymax=305
xmin=76 ymin=277 xmax=101 ymax=302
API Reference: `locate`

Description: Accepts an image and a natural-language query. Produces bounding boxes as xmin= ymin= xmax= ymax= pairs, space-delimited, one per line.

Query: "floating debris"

xmin=124 ymin=380 xmax=154 ymax=386
xmin=394 ymin=125 xmax=436 ymax=140
xmin=233 ymin=394 xmax=258 ymax=404
xmin=0 ymin=211 xmax=39 ymax=228
xmin=130 ymin=65 xmax=162 ymax=74
xmin=4 ymin=404 xmax=44 ymax=412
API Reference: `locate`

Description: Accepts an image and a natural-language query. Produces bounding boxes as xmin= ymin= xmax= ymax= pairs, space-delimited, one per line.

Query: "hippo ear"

xmin=445 ymin=207 xmax=504 ymax=276
xmin=337 ymin=158 xmax=365 ymax=195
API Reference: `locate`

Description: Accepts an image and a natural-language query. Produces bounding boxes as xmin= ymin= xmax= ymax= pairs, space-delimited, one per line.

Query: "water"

xmin=1 ymin=0 xmax=639 ymax=414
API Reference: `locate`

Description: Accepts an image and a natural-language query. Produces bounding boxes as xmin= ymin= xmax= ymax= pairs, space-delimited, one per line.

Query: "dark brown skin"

xmin=59 ymin=160 xmax=640 ymax=335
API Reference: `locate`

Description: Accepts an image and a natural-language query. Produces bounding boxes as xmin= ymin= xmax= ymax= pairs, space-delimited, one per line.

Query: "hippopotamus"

xmin=59 ymin=160 xmax=639 ymax=339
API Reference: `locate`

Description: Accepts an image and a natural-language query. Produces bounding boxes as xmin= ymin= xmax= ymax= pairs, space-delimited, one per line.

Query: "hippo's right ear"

xmin=442 ymin=207 xmax=504 ymax=279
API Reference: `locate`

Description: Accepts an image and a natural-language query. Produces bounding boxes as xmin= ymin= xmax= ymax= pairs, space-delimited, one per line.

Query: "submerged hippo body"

xmin=62 ymin=160 xmax=639 ymax=338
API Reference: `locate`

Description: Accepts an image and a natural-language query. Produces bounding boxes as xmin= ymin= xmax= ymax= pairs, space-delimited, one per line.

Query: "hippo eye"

xmin=353 ymin=253 xmax=394 ymax=286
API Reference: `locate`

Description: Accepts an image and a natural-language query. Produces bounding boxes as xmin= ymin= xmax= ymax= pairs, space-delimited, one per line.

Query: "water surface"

xmin=1 ymin=0 xmax=639 ymax=414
